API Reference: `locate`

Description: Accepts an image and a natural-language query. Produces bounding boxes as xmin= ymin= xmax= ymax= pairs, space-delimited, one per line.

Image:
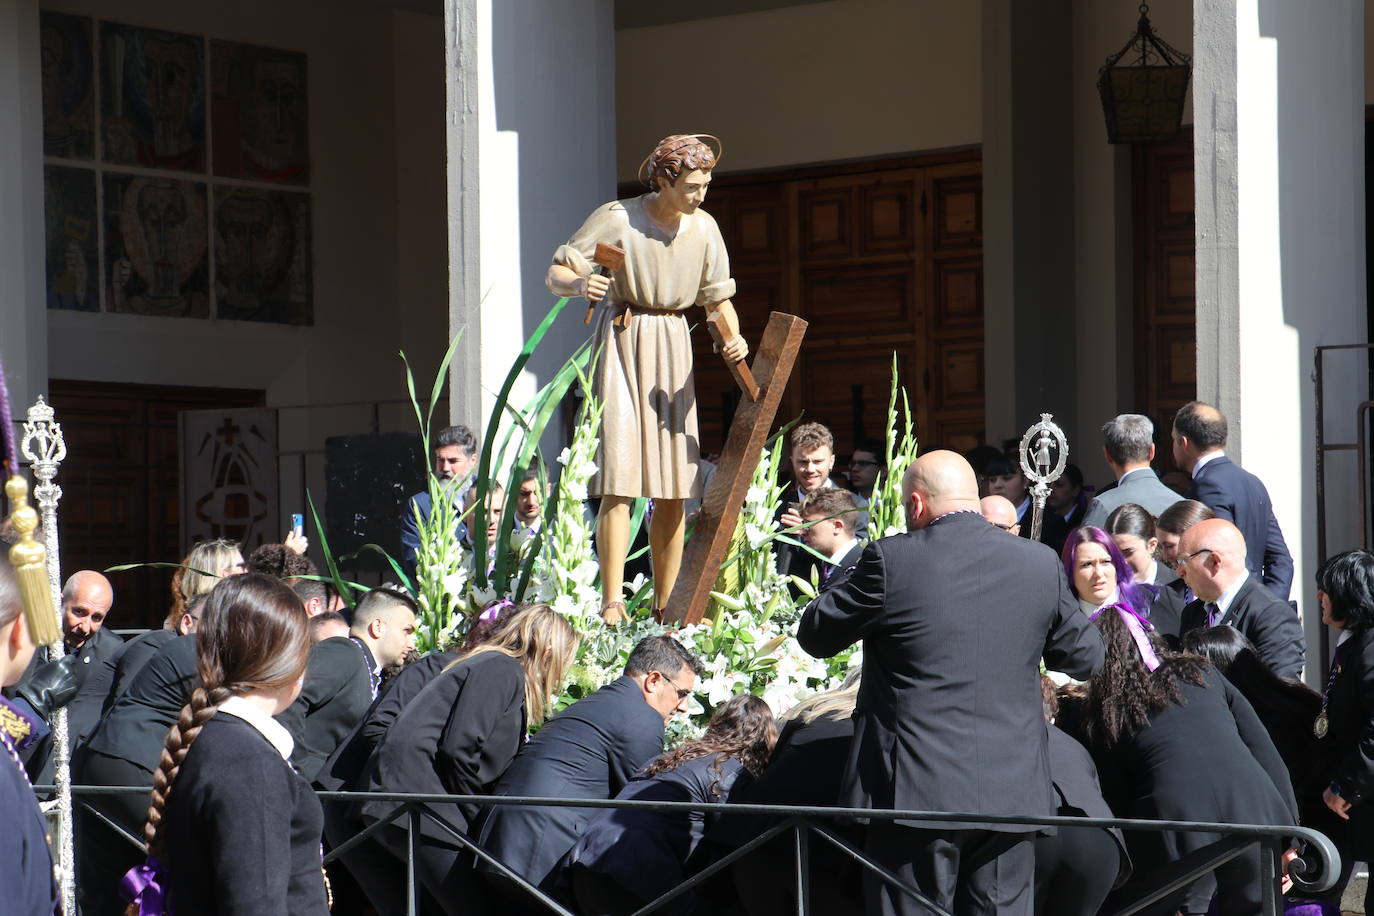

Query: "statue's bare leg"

xmin=596 ymin=495 xmax=632 ymax=624
xmin=649 ymin=498 xmax=686 ymax=620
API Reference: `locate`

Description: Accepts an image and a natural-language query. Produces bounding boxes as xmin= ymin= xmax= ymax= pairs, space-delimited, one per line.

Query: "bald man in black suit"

xmin=798 ymin=451 xmax=1105 ymax=915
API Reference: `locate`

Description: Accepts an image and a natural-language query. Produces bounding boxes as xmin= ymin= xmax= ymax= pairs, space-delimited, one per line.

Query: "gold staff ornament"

xmin=4 ymin=476 xmax=60 ymax=647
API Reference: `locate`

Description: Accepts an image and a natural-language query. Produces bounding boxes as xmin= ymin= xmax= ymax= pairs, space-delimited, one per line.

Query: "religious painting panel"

xmin=43 ymin=165 xmax=99 ymax=312
xmin=40 ymin=12 xmax=95 ymax=160
xmin=210 ymin=40 xmax=310 ymax=184
xmin=99 ymin=22 xmax=206 ymax=171
xmin=179 ymin=407 xmax=279 ymax=554
xmin=213 ymin=186 xmax=313 ymax=325
xmin=103 ymin=173 xmax=209 ymax=317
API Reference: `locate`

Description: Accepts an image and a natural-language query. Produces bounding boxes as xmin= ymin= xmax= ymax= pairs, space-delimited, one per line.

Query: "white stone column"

xmin=0 ymin=0 xmax=47 ymax=412
xmin=444 ymin=0 xmax=614 ymax=457
xmin=1193 ymin=0 xmax=1366 ymax=672
xmin=982 ymin=0 xmax=1080 ymax=447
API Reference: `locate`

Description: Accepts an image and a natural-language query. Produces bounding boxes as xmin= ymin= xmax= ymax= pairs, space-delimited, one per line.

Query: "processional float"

xmin=1 ymin=367 xmax=76 ymax=916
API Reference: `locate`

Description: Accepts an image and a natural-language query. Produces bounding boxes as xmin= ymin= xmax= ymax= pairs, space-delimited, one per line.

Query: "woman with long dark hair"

xmin=359 ymin=603 xmax=579 ymax=915
xmin=121 ymin=572 xmax=324 ymax=916
xmin=563 ymin=693 xmax=778 ymax=916
xmin=1083 ymin=595 xmax=1297 ymax=914
xmin=1309 ymin=549 xmax=1374 ymax=913
xmin=1183 ymin=626 xmax=1322 ymax=796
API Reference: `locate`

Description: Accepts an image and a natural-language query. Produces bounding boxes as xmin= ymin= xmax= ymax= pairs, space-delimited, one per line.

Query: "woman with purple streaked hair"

xmin=1062 ymin=525 xmax=1188 ymax=643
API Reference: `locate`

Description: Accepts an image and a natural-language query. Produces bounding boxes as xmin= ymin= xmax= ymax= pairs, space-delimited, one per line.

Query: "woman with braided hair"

xmin=121 ymin=572 xmax=325 ymax=916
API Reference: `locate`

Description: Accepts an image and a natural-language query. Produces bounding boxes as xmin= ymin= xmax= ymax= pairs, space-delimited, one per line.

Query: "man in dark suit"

xmin=400 ymin=424 xmax=477 ymax=577
xmin=1082 ymin=413 xmax=1182 ymax=528
xmin=474 ymin=636 xmax=702 ymax=903
xmin=799 ymin=487 xmax=865 ymax=590
xmin=1172 ymin=401 xmax=1294 ymax=599
xmin=797 ymin=451 xmax=1105 ymax=915
xmin=777 ymin=422 xmax=868 ymax=579
xmin=276 ymin=586 xmax=417 ymax=782
xmin=1176 ymin=518 xmax=1305 ymax=680
xmin=17 ymin=570 xmax=124 ymax=783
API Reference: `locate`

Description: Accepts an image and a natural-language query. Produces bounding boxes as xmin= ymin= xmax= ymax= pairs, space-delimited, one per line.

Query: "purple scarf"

xmin=1090 ymin=602 xmax=1162 ymax=672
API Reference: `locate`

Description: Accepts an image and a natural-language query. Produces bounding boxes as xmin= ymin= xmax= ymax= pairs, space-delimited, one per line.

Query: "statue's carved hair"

xmin=137 ymin=573 xmax=309 ymax=863
xmin=645 ymin=135 xmax=717 ymax=190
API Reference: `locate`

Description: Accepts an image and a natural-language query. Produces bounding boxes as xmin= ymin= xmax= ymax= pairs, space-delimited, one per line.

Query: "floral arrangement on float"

xmin=315 ymin=301 xmax=918 ymax=735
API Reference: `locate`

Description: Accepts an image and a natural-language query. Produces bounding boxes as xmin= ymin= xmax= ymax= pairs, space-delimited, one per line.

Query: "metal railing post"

xmin=793 ymin=823 xmax=810 ymax=915
xmin=407 ymin=805 xmax=421 ymax=916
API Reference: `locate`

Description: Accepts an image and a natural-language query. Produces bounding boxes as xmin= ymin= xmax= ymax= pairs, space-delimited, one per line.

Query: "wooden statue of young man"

xmin=546 ymin=135 xmax=747 ymax=624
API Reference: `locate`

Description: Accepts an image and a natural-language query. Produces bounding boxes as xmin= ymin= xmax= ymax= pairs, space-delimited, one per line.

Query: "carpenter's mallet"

xmin=707 ymin=313 xmax=760 ymax=402
xmin=583 ymin=242 xmax=626 ymax=324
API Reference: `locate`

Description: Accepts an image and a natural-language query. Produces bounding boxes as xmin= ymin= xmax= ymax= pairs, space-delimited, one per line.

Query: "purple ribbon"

xmin=121 ymin=859 xmax=169 ymax=916
xmin=1090 ymin=602 xmax=1161 ymax=672
xmin=479 ymin=598 xmax=515 ymax=624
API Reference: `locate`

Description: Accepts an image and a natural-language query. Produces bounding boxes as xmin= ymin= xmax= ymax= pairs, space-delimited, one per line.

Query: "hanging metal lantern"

xmin=1097 ymin=3 xmax=1191 ymax=143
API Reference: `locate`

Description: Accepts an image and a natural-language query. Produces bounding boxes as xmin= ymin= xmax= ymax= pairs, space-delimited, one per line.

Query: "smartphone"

xmin=291 ymin=513 xmax=304 ymax=538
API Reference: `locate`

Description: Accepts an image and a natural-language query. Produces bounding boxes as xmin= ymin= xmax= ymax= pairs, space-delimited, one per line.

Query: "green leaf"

xmin=339 ymin=543 xmax=414 ymax=594
xmin=307 ymin=490 xmax=355 ymax=609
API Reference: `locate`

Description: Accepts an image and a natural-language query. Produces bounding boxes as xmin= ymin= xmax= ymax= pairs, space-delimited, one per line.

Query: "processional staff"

xmin=1018 ymin=413 xmax=1069 ymax=543
xmin=21 ymin=397 xmax=75 ymax=916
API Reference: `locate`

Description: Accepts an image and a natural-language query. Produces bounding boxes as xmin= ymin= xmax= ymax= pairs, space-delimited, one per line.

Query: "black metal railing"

xmin=48 ymin=784 xmax=1340 ymax=916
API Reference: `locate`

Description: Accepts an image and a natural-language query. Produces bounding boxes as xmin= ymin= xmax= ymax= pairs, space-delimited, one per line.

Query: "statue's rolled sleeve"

xmin=552 ymin=243 xmax=593 ymax=278
xmin=696 ymin=278 xmax=736 ymax=307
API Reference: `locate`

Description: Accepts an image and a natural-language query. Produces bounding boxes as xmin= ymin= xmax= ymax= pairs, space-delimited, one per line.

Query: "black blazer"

xmin=1315 ymin=628 xmax=1374 ymax=807
xmin=83 ymin=634 xmax=198 ymax=774
xmin=24 ymin=626 xmax=127 ymax=782
xmin=0 ymin=739 xmax=59 ymax=915
xmin=1145 ymin=572 xmax=1186 ymax=643
xmin=276 ymin=636 xmax=375 ymax=783
xmin=163 ymin=713 xmax=329 ymax=916
xmin=106 ymin=629 xmax=177 ymax=709
xmin=360 ymin=650 xmax=526 ymax=842
xmin=317 ymin=648 xmax=458 ymax=792
xmin=797 ymin=511 xmax=1105 ymax=831
xmin=1018 ymin=500 xmax=1071 ymax=556
xmin=1180 ymin=575 xmax=1306 ymax=680
xmin=1045 ymin=723 xmax=1130 ymax=886
xmin=1188 ymin=456 xmax=1295 ymax=599
xmin=476 ymin=675 xmax=666 ymax=888
xmin=1088 ymin=667 xmax=1297 ymax=875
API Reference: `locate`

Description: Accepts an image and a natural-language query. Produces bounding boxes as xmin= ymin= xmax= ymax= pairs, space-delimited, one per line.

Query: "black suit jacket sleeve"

xmin=796 ymin=542 xmax=887 ymax=659
xmin=1332 ymin=637 xmax=1374 ymax=800
xmin=1262 ymin=510 xmax=1295 ymax=598
xmin=613 ymin=718 xmax=665 ymax=794
xmin=1042 ymin=569 xmax=1105 ymax=680
xmin=1243 ymin=592 xmax=1306 ymax=683
xmin=1222 ymin=674 xmax=1299 ymax=822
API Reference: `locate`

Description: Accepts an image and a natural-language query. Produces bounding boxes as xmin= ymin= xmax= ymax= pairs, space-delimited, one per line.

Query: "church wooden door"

xmin=680 ymin=153 xmax=984 ymax=476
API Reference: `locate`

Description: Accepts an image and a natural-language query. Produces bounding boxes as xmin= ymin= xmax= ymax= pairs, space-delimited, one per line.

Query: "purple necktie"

xmin=1205 ymin=602 xmax=1221 ymax=627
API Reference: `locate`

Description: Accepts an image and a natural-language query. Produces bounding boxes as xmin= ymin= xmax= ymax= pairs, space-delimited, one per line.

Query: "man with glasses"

xmin=475 ymin=636 xmax=703 ymax=906
xmin=1176 ymin=518 xmax=1305 ymax=679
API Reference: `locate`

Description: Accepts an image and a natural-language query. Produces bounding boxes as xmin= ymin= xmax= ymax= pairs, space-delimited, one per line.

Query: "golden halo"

xmin=637 ymin=133 xmax=724 ymax=187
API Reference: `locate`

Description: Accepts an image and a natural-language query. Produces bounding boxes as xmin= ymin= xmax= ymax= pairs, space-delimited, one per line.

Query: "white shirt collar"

xmin=828 ymin=536 xmax=860 ymax=566
xmin=1140 ymin=559 xmax=1160 ymax=585
xmin=1193 ymin=450 xmax=1226 ymax=475
xmin=795 ymin=478 xmax=836 ymax=504
xmin=1213 ymin=568 xmax=1250 ymax=621
xmin=1338 ymin=629 xmax=1354 ymax=647
xmin=218 ymin=695 xmax=295 ymax=761
xmin=1078 ymin=586 xmax=1120 ymax=617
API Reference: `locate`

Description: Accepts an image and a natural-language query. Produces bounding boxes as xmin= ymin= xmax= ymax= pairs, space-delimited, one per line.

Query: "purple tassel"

xmin=121 ymin=859 xmax=169 ymax=916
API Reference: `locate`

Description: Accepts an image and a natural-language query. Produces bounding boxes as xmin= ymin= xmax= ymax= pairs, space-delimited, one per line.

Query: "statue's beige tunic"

xmin=553 ymin=195 xmax=736 ymax=500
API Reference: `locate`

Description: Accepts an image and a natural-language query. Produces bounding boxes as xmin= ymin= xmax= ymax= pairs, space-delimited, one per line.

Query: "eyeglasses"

xmin=1171 ymin=548 xmax=1214 ymax=571
xmin=850 ymin=459 xmax=879 ymax=468
xmin=658 ymin=672 xmax=693 ymax=702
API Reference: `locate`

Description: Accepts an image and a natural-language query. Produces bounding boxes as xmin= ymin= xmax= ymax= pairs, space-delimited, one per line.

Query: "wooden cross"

xmin=661 ymin=311 xmax=808 ymax=625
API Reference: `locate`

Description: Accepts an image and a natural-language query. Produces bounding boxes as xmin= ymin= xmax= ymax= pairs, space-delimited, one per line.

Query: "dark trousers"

xmin=570 ymin=865 xmax=648 ymax=916
xmin=324 ymin=803 xmax=412 ymax=916
xmin=73 ymin=749 xmax=153 ymax=916
xmin=1032 ymin=826 xmax=1119 ymax=916
xmin=864 ymin=823 xmax=1035 ymax=916
xmin=1107 ymin=837 xmax=1273 ymax=916
xmin=373 ymin=821 xmax=487 ymax=916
